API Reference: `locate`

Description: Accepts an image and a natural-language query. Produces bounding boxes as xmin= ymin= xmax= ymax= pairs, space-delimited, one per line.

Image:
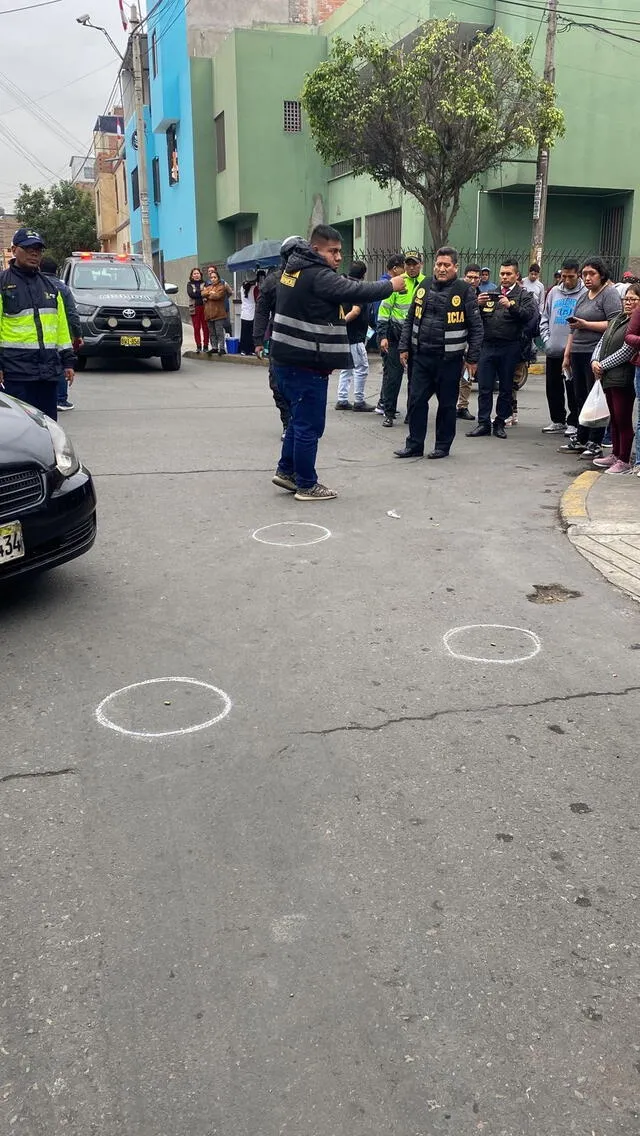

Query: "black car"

xmin=0 ymin=394 xmax=96 ymax=582
xmin=60 ymin=252 xmax=182 ymax=371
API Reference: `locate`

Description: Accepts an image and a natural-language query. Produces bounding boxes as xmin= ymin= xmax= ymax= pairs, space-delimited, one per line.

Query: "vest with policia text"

xmin=410 ymin=278 xmax=471 ymax=356
xmin=271 ymin=263 xmax=351 ymax=372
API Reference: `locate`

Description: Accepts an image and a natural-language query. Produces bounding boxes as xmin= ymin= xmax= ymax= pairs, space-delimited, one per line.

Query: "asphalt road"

xmin=2 ymin=354 xmax=640 ymax=1136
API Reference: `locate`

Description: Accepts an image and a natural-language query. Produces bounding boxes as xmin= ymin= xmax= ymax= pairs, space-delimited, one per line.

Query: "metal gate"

xmin=363 ymin=208 xmax=402 ymax=278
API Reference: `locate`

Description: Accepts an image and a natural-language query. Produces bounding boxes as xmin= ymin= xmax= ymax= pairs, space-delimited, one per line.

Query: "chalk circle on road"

xmin=252 ymin=522 xmax=332 ymax=548
xmin=443 ymin=624 xmax=542 ymax=665
xmin=95 ymin=677 xmax=232 ymax=738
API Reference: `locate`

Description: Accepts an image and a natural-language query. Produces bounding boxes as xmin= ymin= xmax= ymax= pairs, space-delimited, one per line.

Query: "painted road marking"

xmin=443 ymin=624 xmax=542 ymax=665
xmin=252 ymin=522 xmax=331 ymax=547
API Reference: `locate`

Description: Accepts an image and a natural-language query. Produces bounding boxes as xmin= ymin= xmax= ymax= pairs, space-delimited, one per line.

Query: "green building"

xmin=140 ymin=0 xmax=639 ymax=290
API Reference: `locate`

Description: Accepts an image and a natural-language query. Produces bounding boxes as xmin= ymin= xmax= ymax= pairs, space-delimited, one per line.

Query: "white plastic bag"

xmin=579 ymin=378 xmax=609 ymax=428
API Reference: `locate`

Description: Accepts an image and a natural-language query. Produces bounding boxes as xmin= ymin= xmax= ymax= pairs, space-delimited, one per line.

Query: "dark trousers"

xmin=545 ymin=354 xmax=577 ymax=426
xmin=572 ymin=352 xmax=605 ymax=446
xmin=605 ymin=386 xmax=635 ymax=463
xmin=477 ymin=341 xmax=522 ymax=426
xmin=405 ymin=353 xmax=463 ymax=454
xmin=240 ymin=319 xmax=254 ymax=355
xmin=273 ymin=365 xmax=328 ymax=489
xmin=3 ymin=379 xmax=58 ymax=420
xmin=380 ymin=344 xmax=405 ymax=414
xmin=269 ymin=361 xmax=290 ymax=427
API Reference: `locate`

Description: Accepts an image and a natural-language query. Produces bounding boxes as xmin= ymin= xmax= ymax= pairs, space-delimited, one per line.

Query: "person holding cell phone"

xmin=558 ymin=258 xmax=621 ymax=458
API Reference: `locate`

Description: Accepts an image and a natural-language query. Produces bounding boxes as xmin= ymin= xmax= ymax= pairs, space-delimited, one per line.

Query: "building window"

xmin=236 ymin=226 xmax=252 ymax=250
xmin=215 ymin=112 xmax=226 ymax=172
xmin=151 ymin=30 xmax=158 ymax=78
xmin=354 ymin=217 xmax=362 ymax=239
xmin=132 ymin=166 xmax=140 ymax=210
xmin=152 ymin=157 xmax=161 ymax=204
xmin=283 ymin=100 xmax=302 ymax=132
xmin=166 ymin=125 xmax=179 ymax=185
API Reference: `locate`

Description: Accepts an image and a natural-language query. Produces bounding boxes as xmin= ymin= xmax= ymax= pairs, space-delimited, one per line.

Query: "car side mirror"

xmin=164 ymin=282 xmax=179 ymax=295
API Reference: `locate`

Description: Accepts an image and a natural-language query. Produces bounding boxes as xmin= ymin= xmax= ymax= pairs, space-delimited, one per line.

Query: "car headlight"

xmin=75 ymin=303 xmax=95 ymax=315
xmin=46 ymin=418 xmax=80 ymax=477
xmin=156 ymin=300 xmax=179 ymax=314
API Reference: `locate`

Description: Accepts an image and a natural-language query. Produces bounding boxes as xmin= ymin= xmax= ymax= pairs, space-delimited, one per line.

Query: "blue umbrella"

xmin=226 ymin=239 xmax=283 ymax=272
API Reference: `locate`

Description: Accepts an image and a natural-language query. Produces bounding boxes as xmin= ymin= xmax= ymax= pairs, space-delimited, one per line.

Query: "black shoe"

xmin=196 ymin=346 xmax=202 ymax=354
xmin=493 ymin=424 xmax=507 ymax=439
xmin=352 ymin=401 xmax=375 ymax=412
xmin=403 ymin=414 xmax=409 ymax=424
xmin=335 ymin=400 xmax=352 ymax=410
xmin=394 ymin=447 xmax=423 ymax=458
xmin=457 ymin=408 xmax=474 ymax=421
xmin=466 ymin=424 xmax=491 ymax=437
xmin=427 ymin=449 xmax=448 ymax=459
xmin=382 ymin=415 xmax=394 ymax=427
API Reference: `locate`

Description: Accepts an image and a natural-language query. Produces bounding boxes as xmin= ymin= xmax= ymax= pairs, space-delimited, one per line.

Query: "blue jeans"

xmin=337 ymin=341 xmax=368 ymax=403
xmin=635 ymin=367 xmax=640 ymax=466
xmin=57 ymin=374 xmax=68 ymax=403
xmin=273 ymin=365 xmax=329 ymax=489
xmin=477 ymin=342 xmax=521 ymax=427
xmin=3 ymin=379 xmax=58 ymax=420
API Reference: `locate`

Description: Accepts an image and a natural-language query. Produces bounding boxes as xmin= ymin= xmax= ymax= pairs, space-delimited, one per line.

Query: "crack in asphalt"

xmin=301 ymin=684 xmax=640 ymax=737
xmin=0 ymin=767 xmax=78 ymax=784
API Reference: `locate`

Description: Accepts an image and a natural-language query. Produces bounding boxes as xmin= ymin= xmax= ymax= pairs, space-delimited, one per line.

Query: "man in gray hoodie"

xmin=539 ymin=258 xmax=585 ymax=434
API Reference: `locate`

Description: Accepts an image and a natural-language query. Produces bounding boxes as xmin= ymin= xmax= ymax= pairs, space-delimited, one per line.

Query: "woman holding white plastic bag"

xmin=560 ymin=258 xmax=621 ymax=459
xmin=589 ymin=284 xmax=640 ymax=474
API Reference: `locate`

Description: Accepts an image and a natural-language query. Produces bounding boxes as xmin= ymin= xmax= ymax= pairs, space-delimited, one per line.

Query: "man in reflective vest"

xmin=0 ymin=228 xmax=75 ymax=420
xmin=395 ymin=247 xmax=483 ymax=459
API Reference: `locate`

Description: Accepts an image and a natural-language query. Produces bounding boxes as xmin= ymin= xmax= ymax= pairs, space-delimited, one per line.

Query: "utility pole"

xmin=530 ymin=0 xmax=558 ymax=270
xmin=130 ymin=5 xmax=153 ymax=266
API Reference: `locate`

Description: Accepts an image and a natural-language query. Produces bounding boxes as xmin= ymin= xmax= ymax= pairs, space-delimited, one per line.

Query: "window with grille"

xmin=283 ymin=100 xmax=302 ymax=133
xmin=215 ymin=112 xmax=226 ymax=172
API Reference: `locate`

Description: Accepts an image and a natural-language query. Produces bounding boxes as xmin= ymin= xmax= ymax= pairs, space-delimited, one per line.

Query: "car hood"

xmin=0 ymin=394 xmax=56 ymax=468
xmin=71 ymin=287 xmax=172 ymax=307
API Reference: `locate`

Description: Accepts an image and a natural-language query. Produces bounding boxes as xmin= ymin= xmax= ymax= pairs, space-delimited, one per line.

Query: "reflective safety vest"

xmin=377 ymin=273 xmax=425 ymax=341
xmin=0 ymin=263 xmax=73 ymax=382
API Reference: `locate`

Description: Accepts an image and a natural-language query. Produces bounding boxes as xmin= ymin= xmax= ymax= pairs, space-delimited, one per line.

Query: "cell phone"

xmin=487 ymin=291 xmax=501 ymax=299
xmin=566 ymin=315 xmax=578 ymax=325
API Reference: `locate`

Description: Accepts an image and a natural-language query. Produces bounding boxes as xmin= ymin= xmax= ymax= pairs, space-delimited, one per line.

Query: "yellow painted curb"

xmin=559 ymin=470 xmax=600 ymax=528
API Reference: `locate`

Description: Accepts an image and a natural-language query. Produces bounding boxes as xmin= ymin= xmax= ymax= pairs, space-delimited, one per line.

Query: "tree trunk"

xmin=424 ymin=198 xmax=450 ymax=251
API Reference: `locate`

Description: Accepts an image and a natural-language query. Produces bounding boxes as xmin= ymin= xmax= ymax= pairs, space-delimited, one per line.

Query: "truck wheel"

xmin=160 ymin=351 xmax=182 ymax=372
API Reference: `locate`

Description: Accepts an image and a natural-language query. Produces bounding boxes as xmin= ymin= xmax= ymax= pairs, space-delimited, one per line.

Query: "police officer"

xmin=253 ymin=236 xmax=306 ymax=437
xmin=0 ymin=228 xmax=74 ymax=419
xmin=394 ymin=246 xmax=483 ymax=460
xmin=270 ymin=225 xmax=405 ymax=501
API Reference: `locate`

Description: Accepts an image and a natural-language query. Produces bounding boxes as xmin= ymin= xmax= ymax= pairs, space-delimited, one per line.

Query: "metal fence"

xmin=351 ymin=247 xmax=627 ymax=283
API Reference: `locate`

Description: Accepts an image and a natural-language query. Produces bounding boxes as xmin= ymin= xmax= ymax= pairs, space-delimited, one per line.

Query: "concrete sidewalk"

xmin=561 ymin=469 xmax=640 ymax=602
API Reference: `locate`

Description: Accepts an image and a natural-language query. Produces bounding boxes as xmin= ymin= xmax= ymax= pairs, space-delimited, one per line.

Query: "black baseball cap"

xmin=12 ymin=227 xmax=45 ymax=248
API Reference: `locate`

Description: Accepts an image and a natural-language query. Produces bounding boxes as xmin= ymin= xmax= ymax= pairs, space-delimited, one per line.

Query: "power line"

xmin=0 ymin=70 xmax=85 ymax=150
xmin=0 ymin=0 xmax=60 ymax=11
xmin=0 ymin=61 xmax=116 ymax=117
xmin=152 ymin=0 xmax=193 ymax=50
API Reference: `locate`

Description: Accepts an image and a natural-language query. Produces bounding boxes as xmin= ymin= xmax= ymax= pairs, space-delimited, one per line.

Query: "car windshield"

xmin=71 ymin=263 xmax=160 ymax=290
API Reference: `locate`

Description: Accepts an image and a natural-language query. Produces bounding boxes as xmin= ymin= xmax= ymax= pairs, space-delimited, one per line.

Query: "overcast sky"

xmin=0 ymin=0 xmax=129 ymax=211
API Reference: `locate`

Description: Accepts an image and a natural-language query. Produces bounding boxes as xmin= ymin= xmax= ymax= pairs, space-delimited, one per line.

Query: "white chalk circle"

xmin=443 ymin=624 xmax=542 ymax=665
xmin=252 ymin=521 xmax=331 ymax=548
xmin=95 ymin=677 xmax=232 ymax=738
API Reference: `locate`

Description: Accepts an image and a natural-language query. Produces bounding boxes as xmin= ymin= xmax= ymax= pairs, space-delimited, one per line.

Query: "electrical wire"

xmin=0 ymin=61 xmax=116 ymax=118
xmin=0 ymin=0 xmax=60 ymax=12
xmin=151 ymin=0 xmax=193 ymax=50
xmin=69 ymin=71 xmax=123 ymax=185
xmin=0 ymin=70 xmax=85 ymax=150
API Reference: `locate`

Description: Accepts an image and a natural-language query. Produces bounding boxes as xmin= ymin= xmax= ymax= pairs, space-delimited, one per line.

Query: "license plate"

xmin=120 ymin=335 xmax=141 ymax=347
xmin=0 ymin=521 xmax=24 ymax=564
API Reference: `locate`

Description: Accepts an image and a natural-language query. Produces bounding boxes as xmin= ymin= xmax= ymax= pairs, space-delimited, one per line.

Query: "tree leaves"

xmin=302 ymin=19 xmax=565 ymax=246
xmin=15 ymin=181 xmax=99 ymax=268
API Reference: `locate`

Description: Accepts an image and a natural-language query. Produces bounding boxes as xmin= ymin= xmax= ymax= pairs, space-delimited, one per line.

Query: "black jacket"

xmin=480 ymin=283 xmax=535 ymax=345
xmin=0 ymin=262 xmax=74 ymax=382
xmin=253 ymin=268 xmax=279 ymax=346
xmin=399 ymin=276 xmax=484 ymax=363
xmin=270 ymin=243 xmax=393 ymax=372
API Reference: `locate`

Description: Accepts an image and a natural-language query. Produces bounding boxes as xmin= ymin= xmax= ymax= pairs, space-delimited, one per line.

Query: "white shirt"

xmin=614 ymin=281 xmax=630 ymax=298
xmin=240 ymin=289 xmax=256 ymax=320
xmin=521 ymin=276 xmax=545 ymax=313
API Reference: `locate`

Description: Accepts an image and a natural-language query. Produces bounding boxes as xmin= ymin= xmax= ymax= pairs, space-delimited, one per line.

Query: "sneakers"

xmin=374 ymin=402 xmax=385 ymax=414
xmin=542 ymin=422 xmax=565 ymax=433
xmin=272 ymin=469 xmax=297 ymax=492
xmin=578 ymin=444 xmax=602 ymax=460
xmin=294 ymin=482 xmax=337 ymax=501
xmin=57 ymin=399 xmax=74 ymax=411
xmin=505 ymin=412 xmax=518 ymax=427
xmin=593 ymin=453 xmax=617 ymax=468
xmin=352 ymin=401 xmax=375 ymax=412
xmin=564 ymin=425 xmax=578 ymax=437
xmin=558 ymin=438 xmax=586 ymax=453
xmin=605 ymin=459 xmax=631 ymax=475
xmin=382 ymin=415 xmax=394 ymax=427
xmin=335 ymin=400 xmax=352 ymax=410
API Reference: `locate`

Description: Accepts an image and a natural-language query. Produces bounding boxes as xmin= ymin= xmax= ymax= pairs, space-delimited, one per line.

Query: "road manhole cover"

xmin=527 ymin=583 xmax=582 ymax=604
